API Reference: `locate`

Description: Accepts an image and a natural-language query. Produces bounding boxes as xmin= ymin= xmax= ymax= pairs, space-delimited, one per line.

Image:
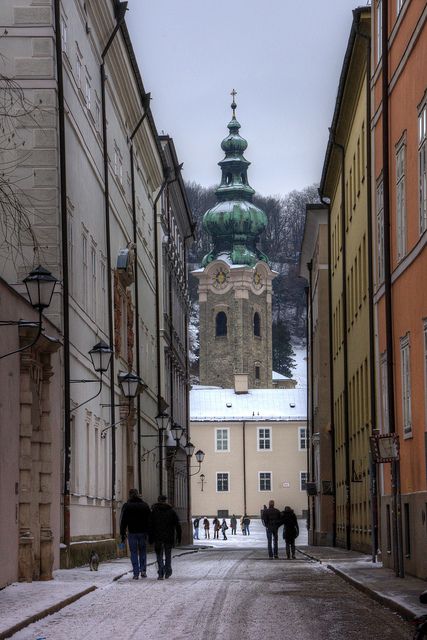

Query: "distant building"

xmin=190 ymin=96 xmax=307 ymax=519
xmin=300 ymin=205 xmax=334 ymax=545
xmin=191 ymin=385 xmax=307 ymax=518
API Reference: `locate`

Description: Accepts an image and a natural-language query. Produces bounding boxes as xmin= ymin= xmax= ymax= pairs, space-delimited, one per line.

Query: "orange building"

xmin=371 ymin=0 xmax=427 ymax=578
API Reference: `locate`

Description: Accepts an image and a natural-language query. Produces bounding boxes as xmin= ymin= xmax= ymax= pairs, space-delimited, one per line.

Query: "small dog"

xmin=89 ymin=550 xmax=100 ymax=571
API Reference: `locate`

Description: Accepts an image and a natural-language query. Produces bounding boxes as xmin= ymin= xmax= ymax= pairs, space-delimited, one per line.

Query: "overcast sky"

xmin=126 ymin=1 xmax=368 ymax=198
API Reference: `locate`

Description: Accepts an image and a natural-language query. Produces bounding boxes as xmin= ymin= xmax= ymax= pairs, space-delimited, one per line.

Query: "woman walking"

xmin=282 ymin=506 xmax=299 ymax=559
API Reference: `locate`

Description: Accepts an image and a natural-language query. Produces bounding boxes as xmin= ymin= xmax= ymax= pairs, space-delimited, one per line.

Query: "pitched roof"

xmin=190 ymin=386 xmax=307 ymax=422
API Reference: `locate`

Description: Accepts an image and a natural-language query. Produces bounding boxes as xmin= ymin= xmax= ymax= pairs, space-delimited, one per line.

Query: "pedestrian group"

xmin=120 ymin=489 xmax=181 ymax=581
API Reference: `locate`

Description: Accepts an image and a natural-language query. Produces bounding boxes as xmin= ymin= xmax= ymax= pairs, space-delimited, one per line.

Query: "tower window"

xmin=216 ymin=311 xmax=227 ymax=337
xmin=241 ymin=173 xmax=247 ymax=184
xmin=225 ymin=173 xmax=232 ymax=185
xmin=254 ymin=312 xmax=261 ymax=337
xmin=255 ymin=366 xmax=260 ymax=380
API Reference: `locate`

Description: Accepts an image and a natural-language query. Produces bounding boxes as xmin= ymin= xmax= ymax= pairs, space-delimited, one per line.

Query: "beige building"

xmin=300 ymin=205 xmax=334 ymax=545
xmin=190 ymin=385 xmax=307 ymax=518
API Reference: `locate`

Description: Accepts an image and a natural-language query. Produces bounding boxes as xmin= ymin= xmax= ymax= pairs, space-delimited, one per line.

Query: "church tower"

xmin=193 ymin=93 xmax=275 ymax=389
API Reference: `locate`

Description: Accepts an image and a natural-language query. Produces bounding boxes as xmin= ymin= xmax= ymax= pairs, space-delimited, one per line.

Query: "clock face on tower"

xmin=253 ymin=270 xmax=263 ymax=289
xmin=212 ymin=267 xmax=229 ymax=289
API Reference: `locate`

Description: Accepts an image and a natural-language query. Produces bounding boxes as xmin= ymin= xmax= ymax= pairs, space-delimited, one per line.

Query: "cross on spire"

xmin=230 ymin=88 xmax=237 ymax=118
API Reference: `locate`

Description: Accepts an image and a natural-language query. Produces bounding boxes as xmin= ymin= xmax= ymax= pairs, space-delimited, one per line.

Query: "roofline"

xmin=159 ymin=134 xmax=195 ymax=234
xmin=319 ymin=6 xmax=371 ymax=196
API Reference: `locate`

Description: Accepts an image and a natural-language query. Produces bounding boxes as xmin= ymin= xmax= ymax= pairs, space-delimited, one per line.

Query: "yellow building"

xmin=319 ymin=8 xmax=376 ymax=554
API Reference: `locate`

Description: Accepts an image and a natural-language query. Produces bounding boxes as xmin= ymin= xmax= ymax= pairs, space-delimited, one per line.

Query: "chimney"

xmin=234 ymin=373 xmax=249 ymax=394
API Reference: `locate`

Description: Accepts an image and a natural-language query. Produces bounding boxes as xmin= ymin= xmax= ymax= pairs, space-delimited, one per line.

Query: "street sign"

xmin=370 ymin=433 xmax=400 ymax=463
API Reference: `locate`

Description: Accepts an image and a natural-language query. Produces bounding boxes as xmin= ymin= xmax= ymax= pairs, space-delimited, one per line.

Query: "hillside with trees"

xmin=186 ymin=182 xmax=319 ymax=379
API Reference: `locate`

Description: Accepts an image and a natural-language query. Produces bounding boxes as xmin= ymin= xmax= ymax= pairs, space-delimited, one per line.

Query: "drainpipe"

xmin=129 ymin=93 xmax=150 ymax=493
xmin=304 ymin=284 xmax=311 ymax=536
xmin=242 ymin=421 xmax=247 ymax=516
xmin=331 ymin=137 xmax=351 ymax=550
xmin=100 ymin=0 xmax=128 ymax=540
xmin=307 ymin=262 xmax=316 ymax=539
xmin=355 ymin=16 xmax=379 ymax=563
xmin=153 ymin=171 xmax=171 ymax=495
xmin=319 ymin=194 xmax=337 ymax=547
xmin=381 ymin=0 xmax=404 ymax=578
xmin=54 ymin=0 xmax=71 ymax=562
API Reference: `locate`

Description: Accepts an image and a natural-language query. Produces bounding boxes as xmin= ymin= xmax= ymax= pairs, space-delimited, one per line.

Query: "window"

xmin=82 ymin=230 xmax=88 ymax=309
xmin=299 ymin=427 xmax=307 ymax=450
xmin=258 ymin=428 xmax=271 ymax=451
xmin=100 ymin=258 xmax=106 ymax=328
xmin=255 ymin=365 xmax=260 ymax=380
xmin=397 ymin=0 xmax=405 ymax=14
xmin=377 ymin=0 xmax=383 ymax=62
xmin=419 ymin=102 xmax=427 ymax=233
xmin=215 ymin=311 xmax=227 ymax=337
xmin=85 ymin=77 xmax=91 ymax=110
xmin=380 ymin=352 xmax=389 ymax=432
xmin=61 ymin=16 xmax=68 ymax=53
xmin=95 ymin=101 xmax=100 ymax=130
xmin=76 ymin=55 xmax=82 ymax=87
xmin=376 ymin=179 xmax=385 ymax=284
xmin=300 ymin=471 xmax=308 ymax=492
xmin=259 ymin=472 xmax=271 ymax=491
xmin=253 ymin=312 xmax=261 ymax=337
xmin=68 ymin=213 xmax=74 ymax=296
xmin=91 ymin=244 xmax=97 ymax=318
xmin=215 ymin=428 xmax=229 ymax=452
xmin=400 ymin=334 xmax=412 ymax=437
xmin=216 ymin=472 xmax=229 ymax=492
xmin=396 ymin=141 xmax=406 ymax=259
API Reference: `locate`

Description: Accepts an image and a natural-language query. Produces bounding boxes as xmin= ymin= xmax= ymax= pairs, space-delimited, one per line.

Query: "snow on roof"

xmin=190 ymin=386 xmax=306 ymax=422
xmin=272 ymin=370 xmax=290 ymax=380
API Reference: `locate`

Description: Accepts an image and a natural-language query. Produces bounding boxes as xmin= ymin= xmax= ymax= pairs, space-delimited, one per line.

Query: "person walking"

xmin=150 ymin=495 xmax=182 ymax=580
xmin=120 ymin=488 xmax=151 ymax=579
xmin=282 ymin=505 xmax=299 ymax=559
xmin=240 ymin=515 xmax=246 ymax=535
xmin=262 ymin=499 xmax=281 ymax=559
xmin=242 ymin=514 xmax=251 ymax=535
xmin=203 ymin=517 xmax=210 ymax=539
xmin=193 ymin=517 xmax=200 ymax=540
xmin=213 ymin=517 xmax=221 ymax=539
xmin=221 ymin=518 xmax=229 ymax=540
xmin=230 ymin=514 xmax=237 ymax=535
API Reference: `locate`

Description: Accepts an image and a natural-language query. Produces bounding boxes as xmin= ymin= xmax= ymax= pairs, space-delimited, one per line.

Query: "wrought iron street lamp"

xmin=171 ymin=422 xmax=184 ymax=443
xmin=89 ymin=340 xmax=113 ymax=373
xmin=0 ymin=265 xmax=58 ymax=360
xmin=101 ymin=371 xmax=144 ymax=438
xmin=184 ymin=440 xmax=195 ymax=457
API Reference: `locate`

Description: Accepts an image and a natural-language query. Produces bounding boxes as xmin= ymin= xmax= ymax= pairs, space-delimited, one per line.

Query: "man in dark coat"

xmin=150 ymin=495 xmax=182 ymax=580
xmin=120 ymin=488 xmax=151 ymax=579
xmin=262 ymin=499 xmax=282 ymax=558
xmin=282 ymin=505 xmax=299 ymax=559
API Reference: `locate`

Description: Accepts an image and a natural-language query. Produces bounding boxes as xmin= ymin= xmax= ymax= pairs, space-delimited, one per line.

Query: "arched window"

xmin=216 ymin=311 xmax=227 ymax=337
xmin=254 ymin=312 xmax=261 ymax=337
xmin=225 ymin=173 xmax=232 ymax=185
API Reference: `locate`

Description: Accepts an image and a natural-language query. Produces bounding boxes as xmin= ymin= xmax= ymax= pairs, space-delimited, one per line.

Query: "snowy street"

xmin=10 ymin=522 xmax=412 ymax=640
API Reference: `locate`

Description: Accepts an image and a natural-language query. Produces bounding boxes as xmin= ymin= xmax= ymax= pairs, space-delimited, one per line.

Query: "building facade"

xmin=371 ymin=0 xmax=427 ymax=578
xmin=300 ymin=205 xmax=334 ymax=546
xmin=319 ymin=7 xmax=376 ymax=555
xmin=0 ymin=0 xmax=193 ymax=575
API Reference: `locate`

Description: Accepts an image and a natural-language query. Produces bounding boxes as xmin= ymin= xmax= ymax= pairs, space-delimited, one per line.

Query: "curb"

xmin=0 ymin=585 xmax=97 ymax=640
xmin=326 ymin=565 xmax=416 ymax=622
xmin=297 ymin=548 xmax=416 ymax=622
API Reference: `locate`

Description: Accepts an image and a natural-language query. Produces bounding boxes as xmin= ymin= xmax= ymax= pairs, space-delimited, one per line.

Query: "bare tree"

xmin=0 ymin=54 xmax=41 ymax=266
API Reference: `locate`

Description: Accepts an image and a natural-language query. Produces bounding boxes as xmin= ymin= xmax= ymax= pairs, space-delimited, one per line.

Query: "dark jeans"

xmin=285 ymin=539 xmax=296 ymax=558
xmin=154 ymin=542 xmax=172 ymax=577
xmin=128 ymin=532 xmax=147 ymax=577
xmin=266 ymin=528 xmax=278 ymax=557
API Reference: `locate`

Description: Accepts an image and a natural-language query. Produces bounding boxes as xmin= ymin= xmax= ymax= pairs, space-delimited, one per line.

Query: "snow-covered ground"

xmin=193 ymin=517 xmax=308 ymax=551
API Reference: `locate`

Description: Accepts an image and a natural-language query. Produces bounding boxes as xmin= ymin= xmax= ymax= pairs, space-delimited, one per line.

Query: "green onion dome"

xmin=202 ymin=93 xmax=268 ymax=267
